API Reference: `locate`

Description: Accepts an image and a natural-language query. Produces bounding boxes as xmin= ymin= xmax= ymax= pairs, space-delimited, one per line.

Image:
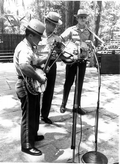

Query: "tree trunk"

xmin=94 ymin=1 xmax=102 ymax=47
xmin=73 ymin=1 xmax=80 ymax=25
xmin=0 ymin=0 xmax=4 ymax=33
xmin=65 ymin=1 xmax=73 ymax=28
xmin=65 ymin=1 xmax=80 ymax=28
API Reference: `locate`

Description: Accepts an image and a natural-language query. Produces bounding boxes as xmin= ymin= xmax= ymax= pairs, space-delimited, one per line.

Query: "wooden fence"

xmin=0 ymin=34 xmax=24 ymax=62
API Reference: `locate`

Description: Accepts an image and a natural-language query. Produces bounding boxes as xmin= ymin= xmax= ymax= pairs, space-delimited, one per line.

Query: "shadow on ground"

xmin=0 ymin=62 xmax=119 ymax=163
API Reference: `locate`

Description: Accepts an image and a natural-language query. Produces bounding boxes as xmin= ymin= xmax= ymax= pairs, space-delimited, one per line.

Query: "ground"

xmin=0 ymin=62 xmax=119 ymax=163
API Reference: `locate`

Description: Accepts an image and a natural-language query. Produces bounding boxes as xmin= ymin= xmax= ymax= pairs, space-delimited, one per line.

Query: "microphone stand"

xmin=81 ymin=49 xmax=108 ymax=164
xmin=71 ymin=59 xmax=81 ymax=162
xmin=71 ymin=44 xmax=84 ymax=163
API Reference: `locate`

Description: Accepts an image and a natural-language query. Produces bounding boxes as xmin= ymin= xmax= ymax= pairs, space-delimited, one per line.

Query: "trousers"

xmin=41 ymin=60 xmax=57 ymax=118
xmin=15 ymin=79 xmax=40 ymax=148
xmin=61 ymin=61 xmax=87 ymax=107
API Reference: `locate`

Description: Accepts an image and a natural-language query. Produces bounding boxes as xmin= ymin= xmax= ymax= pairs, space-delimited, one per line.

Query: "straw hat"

xmin=26 ymin=19 xmax=45 ymax=37
xmin=45 ymin=12 xmax=62 ymax=25
xmin=74 ymin=9 xmax=89 ymax=17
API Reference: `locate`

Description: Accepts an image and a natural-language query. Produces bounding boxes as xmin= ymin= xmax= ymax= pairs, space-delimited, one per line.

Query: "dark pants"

xmin=20 ymin=90 xmax=40 ymax=148
xmin=61 ymin=61 xmax=87 ymax=107
xmin=41 ymin=60 xmax=56 ymax=118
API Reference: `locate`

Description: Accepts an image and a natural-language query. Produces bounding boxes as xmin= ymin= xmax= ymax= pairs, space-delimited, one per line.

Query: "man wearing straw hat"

xmin=14 ymin=19 xmax=48 ymax=156
xmin=60 ymin=9 xmax=94 ymax=115
xmin=38 ymin=11 xmax=62 ymax=124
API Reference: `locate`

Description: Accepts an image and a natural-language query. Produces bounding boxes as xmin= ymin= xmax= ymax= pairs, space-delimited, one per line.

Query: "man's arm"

xmin=60 ymin=27 xmax=72 ymax=42
xmin=37 ymin=55 xmax=48 ymax=66
xmin=20 ymin=63 xmax=46 ymax=84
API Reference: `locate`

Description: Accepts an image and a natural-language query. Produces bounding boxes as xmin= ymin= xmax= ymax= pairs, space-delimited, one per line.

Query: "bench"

xmin=0 ymin=51 xmax=13 ymax=62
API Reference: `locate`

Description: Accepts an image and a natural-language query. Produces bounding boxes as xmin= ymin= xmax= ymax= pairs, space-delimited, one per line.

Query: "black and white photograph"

xmin=0 ymin=0 xmax=119 ymax=163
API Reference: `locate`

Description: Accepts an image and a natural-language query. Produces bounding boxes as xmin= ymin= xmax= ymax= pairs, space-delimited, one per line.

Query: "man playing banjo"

xmin=14 ymin=19 xmax=47 ymax=156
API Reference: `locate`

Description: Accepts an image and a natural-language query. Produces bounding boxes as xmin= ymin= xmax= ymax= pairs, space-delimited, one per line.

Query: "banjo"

xmin=23 ymin=41 xmax=59 ymax=95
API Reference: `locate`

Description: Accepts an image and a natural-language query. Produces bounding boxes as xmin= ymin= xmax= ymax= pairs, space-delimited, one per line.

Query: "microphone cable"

xmin=77 ymin=114 xmax=83 ymax=163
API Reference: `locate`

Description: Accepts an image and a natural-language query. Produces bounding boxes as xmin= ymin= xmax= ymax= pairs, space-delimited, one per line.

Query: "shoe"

xmin=78 ymin=108 xmax=86 ymax=115
xmin=21 ymin=147 xmax=42 ymax=156
xmin=35 ymin=135 xmax=44 ymax=141
xmin=42 ymin=117 xmax=52 ymax=124
xmin=60 ymin=105 xmax=66 ymax=113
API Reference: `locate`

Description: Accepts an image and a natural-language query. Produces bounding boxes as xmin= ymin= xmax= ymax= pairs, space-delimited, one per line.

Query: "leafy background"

xmin=1 ymin=0 xmax=120 ymax=46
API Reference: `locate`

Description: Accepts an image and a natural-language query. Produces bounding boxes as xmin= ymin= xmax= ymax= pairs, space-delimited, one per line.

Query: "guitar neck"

xmin=43 ymin=42 xmax=56 ymax=73
xmin=43 ymin=52 xmax=52 ymax=73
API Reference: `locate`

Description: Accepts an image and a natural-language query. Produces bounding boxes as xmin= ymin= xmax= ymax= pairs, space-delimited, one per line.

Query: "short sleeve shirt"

xmin=14 ymin=38 xmax=39 ymax=76
xmin=61 ymin=24 xmax=93 ymax=43
xmin=37 ymin=31 xmax=59 ymax=58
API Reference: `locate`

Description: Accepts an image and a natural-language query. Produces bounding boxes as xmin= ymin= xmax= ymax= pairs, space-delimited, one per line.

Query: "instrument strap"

xmin=18 ymin=65 xmax=41 ymax=95
xmin=17 ymin=64 xmax=28 ymax=85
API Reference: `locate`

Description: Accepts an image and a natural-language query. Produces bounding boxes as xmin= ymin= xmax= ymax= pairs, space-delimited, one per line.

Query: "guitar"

xmin=60 ymin=40 xmax=90 ymax=64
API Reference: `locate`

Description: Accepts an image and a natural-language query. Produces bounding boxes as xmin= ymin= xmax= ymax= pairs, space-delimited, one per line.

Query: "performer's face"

xmin=46 ymin=21 xmax=57 ymax=33
xmin=77 ymin=15 xmax=87 ymax=25
xmin=29 ymin=33 xmax=42 ymax=46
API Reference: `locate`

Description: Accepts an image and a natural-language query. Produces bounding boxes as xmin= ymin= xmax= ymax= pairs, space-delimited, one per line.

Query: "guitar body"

xmin=61 ymin=41 xmax=90 ymax=64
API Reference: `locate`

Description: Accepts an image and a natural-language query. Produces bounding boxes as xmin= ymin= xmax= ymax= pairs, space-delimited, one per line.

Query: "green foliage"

xmin=1 ymin=0 xmax=120 ymax=43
